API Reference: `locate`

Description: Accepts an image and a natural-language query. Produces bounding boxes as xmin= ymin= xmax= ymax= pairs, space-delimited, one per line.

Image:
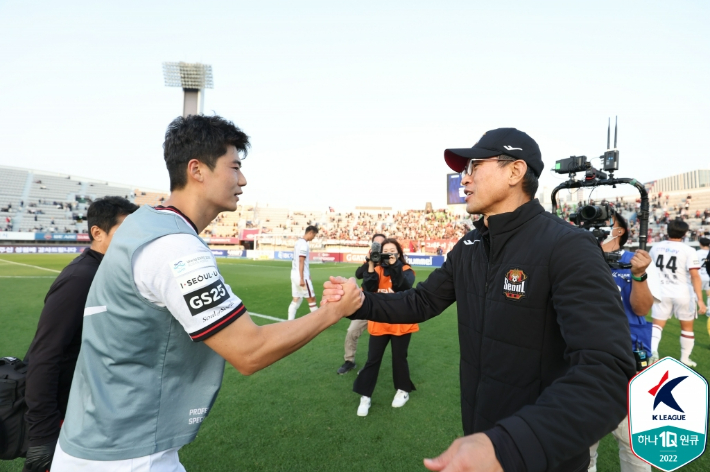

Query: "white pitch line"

xmin=0 ymin=258 xmax=61 ymax=273
xmin=249 ymin=312 xmax=286 ymax=322
xmin=0 ymin=276 xmax=56 ymax=278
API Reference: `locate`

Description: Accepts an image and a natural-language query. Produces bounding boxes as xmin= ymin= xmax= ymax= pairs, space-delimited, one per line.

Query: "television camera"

xmin=550 ymin=118 xmax=649 ymax=269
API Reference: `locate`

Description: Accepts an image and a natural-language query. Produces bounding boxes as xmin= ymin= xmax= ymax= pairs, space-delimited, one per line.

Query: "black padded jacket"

xmin=349 ymin=199 xmax=636 ymax=472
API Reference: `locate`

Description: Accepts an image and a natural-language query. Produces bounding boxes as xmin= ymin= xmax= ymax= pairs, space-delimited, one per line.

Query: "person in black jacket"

xmin=22 ymin=196 xmax=138 ymax=472
xmin=323 ymin=128 xmax=636 ymax=472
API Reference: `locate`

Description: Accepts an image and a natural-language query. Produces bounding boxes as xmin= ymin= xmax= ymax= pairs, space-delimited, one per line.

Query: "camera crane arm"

xmin=551 ymin=177 xmax=650 ymax=251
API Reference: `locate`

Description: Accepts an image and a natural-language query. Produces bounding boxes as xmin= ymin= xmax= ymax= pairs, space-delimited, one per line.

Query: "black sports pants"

xmin=353 ymin=333 xmax=415 ymax=397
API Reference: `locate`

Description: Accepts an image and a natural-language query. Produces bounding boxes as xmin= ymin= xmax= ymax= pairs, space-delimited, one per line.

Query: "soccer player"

xmin=650 ymin=219 xmax=708 ymax=367
xmin=287 ymin=226 xmax=319 ymax=320
xmin=51 ymin=115 xmax=362 ymax=471
xmin=23 ymin=197 xmax=138 ymax=472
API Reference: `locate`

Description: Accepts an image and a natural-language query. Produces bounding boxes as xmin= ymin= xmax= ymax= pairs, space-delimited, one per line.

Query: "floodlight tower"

xmin=162 ymin=62 xmax=214 ymax=117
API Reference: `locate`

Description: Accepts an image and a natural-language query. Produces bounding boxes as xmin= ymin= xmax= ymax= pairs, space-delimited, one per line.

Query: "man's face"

xmin=202 ymin=145 xmax=247 ymax=213
xmin=460 ymin=158 xmax=513 ymax=215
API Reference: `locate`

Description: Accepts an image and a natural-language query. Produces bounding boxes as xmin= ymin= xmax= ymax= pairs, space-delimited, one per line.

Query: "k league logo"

xmin=628 ymin=357 xmax=708 ymax=471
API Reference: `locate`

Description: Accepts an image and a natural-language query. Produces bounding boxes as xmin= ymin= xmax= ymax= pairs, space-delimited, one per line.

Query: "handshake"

xmin=319 ymin=276 xmax=364 ymax=319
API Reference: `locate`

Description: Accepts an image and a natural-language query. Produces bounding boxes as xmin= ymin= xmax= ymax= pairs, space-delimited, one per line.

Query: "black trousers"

xmin=353 ymin=333 xmax=415 ymax=398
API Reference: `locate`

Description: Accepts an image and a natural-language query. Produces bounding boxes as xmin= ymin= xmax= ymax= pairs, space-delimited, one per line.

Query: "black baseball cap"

xmin=444 ymin=128 xmax=544 ymax=177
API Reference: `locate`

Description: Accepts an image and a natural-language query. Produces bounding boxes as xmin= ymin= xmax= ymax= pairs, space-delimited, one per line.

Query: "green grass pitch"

xmin=1 ymin=254 xmax=708 ymax=471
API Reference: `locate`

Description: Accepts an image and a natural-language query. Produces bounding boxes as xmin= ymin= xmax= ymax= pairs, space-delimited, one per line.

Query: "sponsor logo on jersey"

xmin=177 ymin=269 xmax=220 ymax=291
xmin=183 ymin=279 xmax=230 ymax=316
xmin=503 ymin=268 xmax=527 ymax=300
xmin=628 ymin=357 xmax=708 ymax=471
xmin=170 ymin=252 xmax=214 ymax=277
xmin=202 ymin=301 xmax=235 ymax=322
xmin=173 ymin=261 xmax=187 ymax=273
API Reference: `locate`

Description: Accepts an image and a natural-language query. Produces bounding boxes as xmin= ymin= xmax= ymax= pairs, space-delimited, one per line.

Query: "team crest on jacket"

xmin=503 ymin=269 xmax=527 ymax=301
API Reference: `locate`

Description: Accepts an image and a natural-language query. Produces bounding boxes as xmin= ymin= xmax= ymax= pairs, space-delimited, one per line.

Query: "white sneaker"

xmin=392 ymin=389 xmax=409 ymax=408
xmin=681 ymin=358 xmax=697 ymax=368
xmin=357 ymin=396 xmax=371 ymax=417
xmin=650 ymin=351 xmax=659 ymax=364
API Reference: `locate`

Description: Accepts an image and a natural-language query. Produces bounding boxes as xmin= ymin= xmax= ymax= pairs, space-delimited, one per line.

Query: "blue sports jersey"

xmin=610 ymin=250 xmax=652 ymax=357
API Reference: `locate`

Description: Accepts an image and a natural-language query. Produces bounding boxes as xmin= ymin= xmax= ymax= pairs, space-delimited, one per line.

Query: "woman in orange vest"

xmin=353 ymin=238 xmax=417 ymax=417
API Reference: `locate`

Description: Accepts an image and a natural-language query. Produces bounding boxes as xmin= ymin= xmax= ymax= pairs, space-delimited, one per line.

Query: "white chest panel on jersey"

xmin=291 ymin=238 xmax=310 ymax=279
xmin=649 ymin=241 xmax=700 ymax=298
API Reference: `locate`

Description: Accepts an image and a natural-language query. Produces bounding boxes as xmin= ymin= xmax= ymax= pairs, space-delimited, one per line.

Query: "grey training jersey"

xmin=58 ymin=206 xmax=245 ymax=460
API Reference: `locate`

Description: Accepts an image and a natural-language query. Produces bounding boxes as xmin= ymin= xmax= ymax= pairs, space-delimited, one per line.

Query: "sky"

xmin=1 ymin=0 xmax=709 ymax=210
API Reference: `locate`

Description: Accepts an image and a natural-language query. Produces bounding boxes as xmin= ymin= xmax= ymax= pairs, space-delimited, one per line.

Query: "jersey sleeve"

xmin=133 ymin=234 xmax=246 ymax=342
xmin=687 ymin=246 xmax=701 ymax=270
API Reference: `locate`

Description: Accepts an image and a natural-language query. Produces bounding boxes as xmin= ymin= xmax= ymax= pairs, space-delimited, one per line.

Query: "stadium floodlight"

xmin=162 ymin=62 xmax=214 ymax=117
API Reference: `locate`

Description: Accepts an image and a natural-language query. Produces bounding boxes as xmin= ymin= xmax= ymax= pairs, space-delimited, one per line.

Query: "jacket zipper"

xmin=475 ymin=234 xmax=492 ymax=421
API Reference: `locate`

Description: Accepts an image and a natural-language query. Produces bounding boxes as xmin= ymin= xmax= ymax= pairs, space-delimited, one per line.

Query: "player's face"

xmin=382 ymin=242 xmax=398 ymax=264
xmin=460 ymin=158 xmax=512 ymax=215
xmin=204 ymin=146 xmax=246 ymax=212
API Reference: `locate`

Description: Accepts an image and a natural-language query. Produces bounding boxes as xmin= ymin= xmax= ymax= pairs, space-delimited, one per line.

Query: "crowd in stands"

xmin=318 ymin=209 xmax=470 ymax=242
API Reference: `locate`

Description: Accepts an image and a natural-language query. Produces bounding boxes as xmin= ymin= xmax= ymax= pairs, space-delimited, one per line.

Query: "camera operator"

xmin=588 ymin=212 xmax=660 ymax=472
xmin=353 ymin=238 xmax=416 ymax=416
xmin=337 ymin=233 xmax=386 ymax=375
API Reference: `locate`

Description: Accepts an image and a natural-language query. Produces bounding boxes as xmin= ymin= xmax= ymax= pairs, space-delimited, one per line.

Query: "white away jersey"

xmin=649 ymin=240 xmax=701 ymax=299
xmin=291 ymin=238 xmax=310 ymax=280
xmin=697 ymin=248 xmax=709 ymax=280
xmin=133 ymin=233 xmax=245 ymax=341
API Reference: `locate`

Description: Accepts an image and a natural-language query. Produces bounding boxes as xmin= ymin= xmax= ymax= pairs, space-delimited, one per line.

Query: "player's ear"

xmin=186 ymin=159 xmax=205 ymax=184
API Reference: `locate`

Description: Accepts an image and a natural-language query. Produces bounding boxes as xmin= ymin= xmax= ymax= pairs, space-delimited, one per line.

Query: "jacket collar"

xmin=84 ymin=247 xmax=105 ymax=262
xmin=473 ymin=199 xmax=544 ymax=238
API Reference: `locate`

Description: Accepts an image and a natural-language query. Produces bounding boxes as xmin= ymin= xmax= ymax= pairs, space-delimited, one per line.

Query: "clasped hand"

xmin=321 ymin=276 xmax=364 ymax=317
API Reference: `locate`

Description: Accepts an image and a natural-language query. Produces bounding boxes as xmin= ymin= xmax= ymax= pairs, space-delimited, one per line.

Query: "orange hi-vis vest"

xmin=367 ymin=264 xmax=419 ymax=336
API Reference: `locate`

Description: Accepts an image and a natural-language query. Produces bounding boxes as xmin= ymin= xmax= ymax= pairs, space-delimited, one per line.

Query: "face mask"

xmin=602 ymin=228 xmax=619 ymax=245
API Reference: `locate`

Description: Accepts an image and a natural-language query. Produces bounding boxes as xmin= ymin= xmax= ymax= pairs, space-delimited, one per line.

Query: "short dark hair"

xmin=163 ymin=115 xmax=250 ymax=191
xmin=699 ymin=237 xmax=710 ymax=247
xmin=87 ymin=196 xmax=139 ymax=241
xmin=614 ymin=212 xmax=629 ymax=247
xmin=498 ymin=156 xmax=539 ymax=199
xmin=667 ymin=218 xmax=689 ymax=239
xmin=371 ymin=233 xmax=386 ymax=242
xmin=305 ymin=225 xmax=319 ymax=235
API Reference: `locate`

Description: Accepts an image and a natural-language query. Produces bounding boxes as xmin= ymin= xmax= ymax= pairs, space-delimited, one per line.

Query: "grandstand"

xmin=0 ymin=165 xmax=161 ymax=233
xmin=134 ymin=189 xmax=168 ymax=207
xmin=5 ymin=163 xmax=709 ymax=254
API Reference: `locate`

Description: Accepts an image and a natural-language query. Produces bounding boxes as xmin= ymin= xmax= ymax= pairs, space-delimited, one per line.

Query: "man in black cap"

xmin=324 ymin=128 xmax=635 ymax=472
